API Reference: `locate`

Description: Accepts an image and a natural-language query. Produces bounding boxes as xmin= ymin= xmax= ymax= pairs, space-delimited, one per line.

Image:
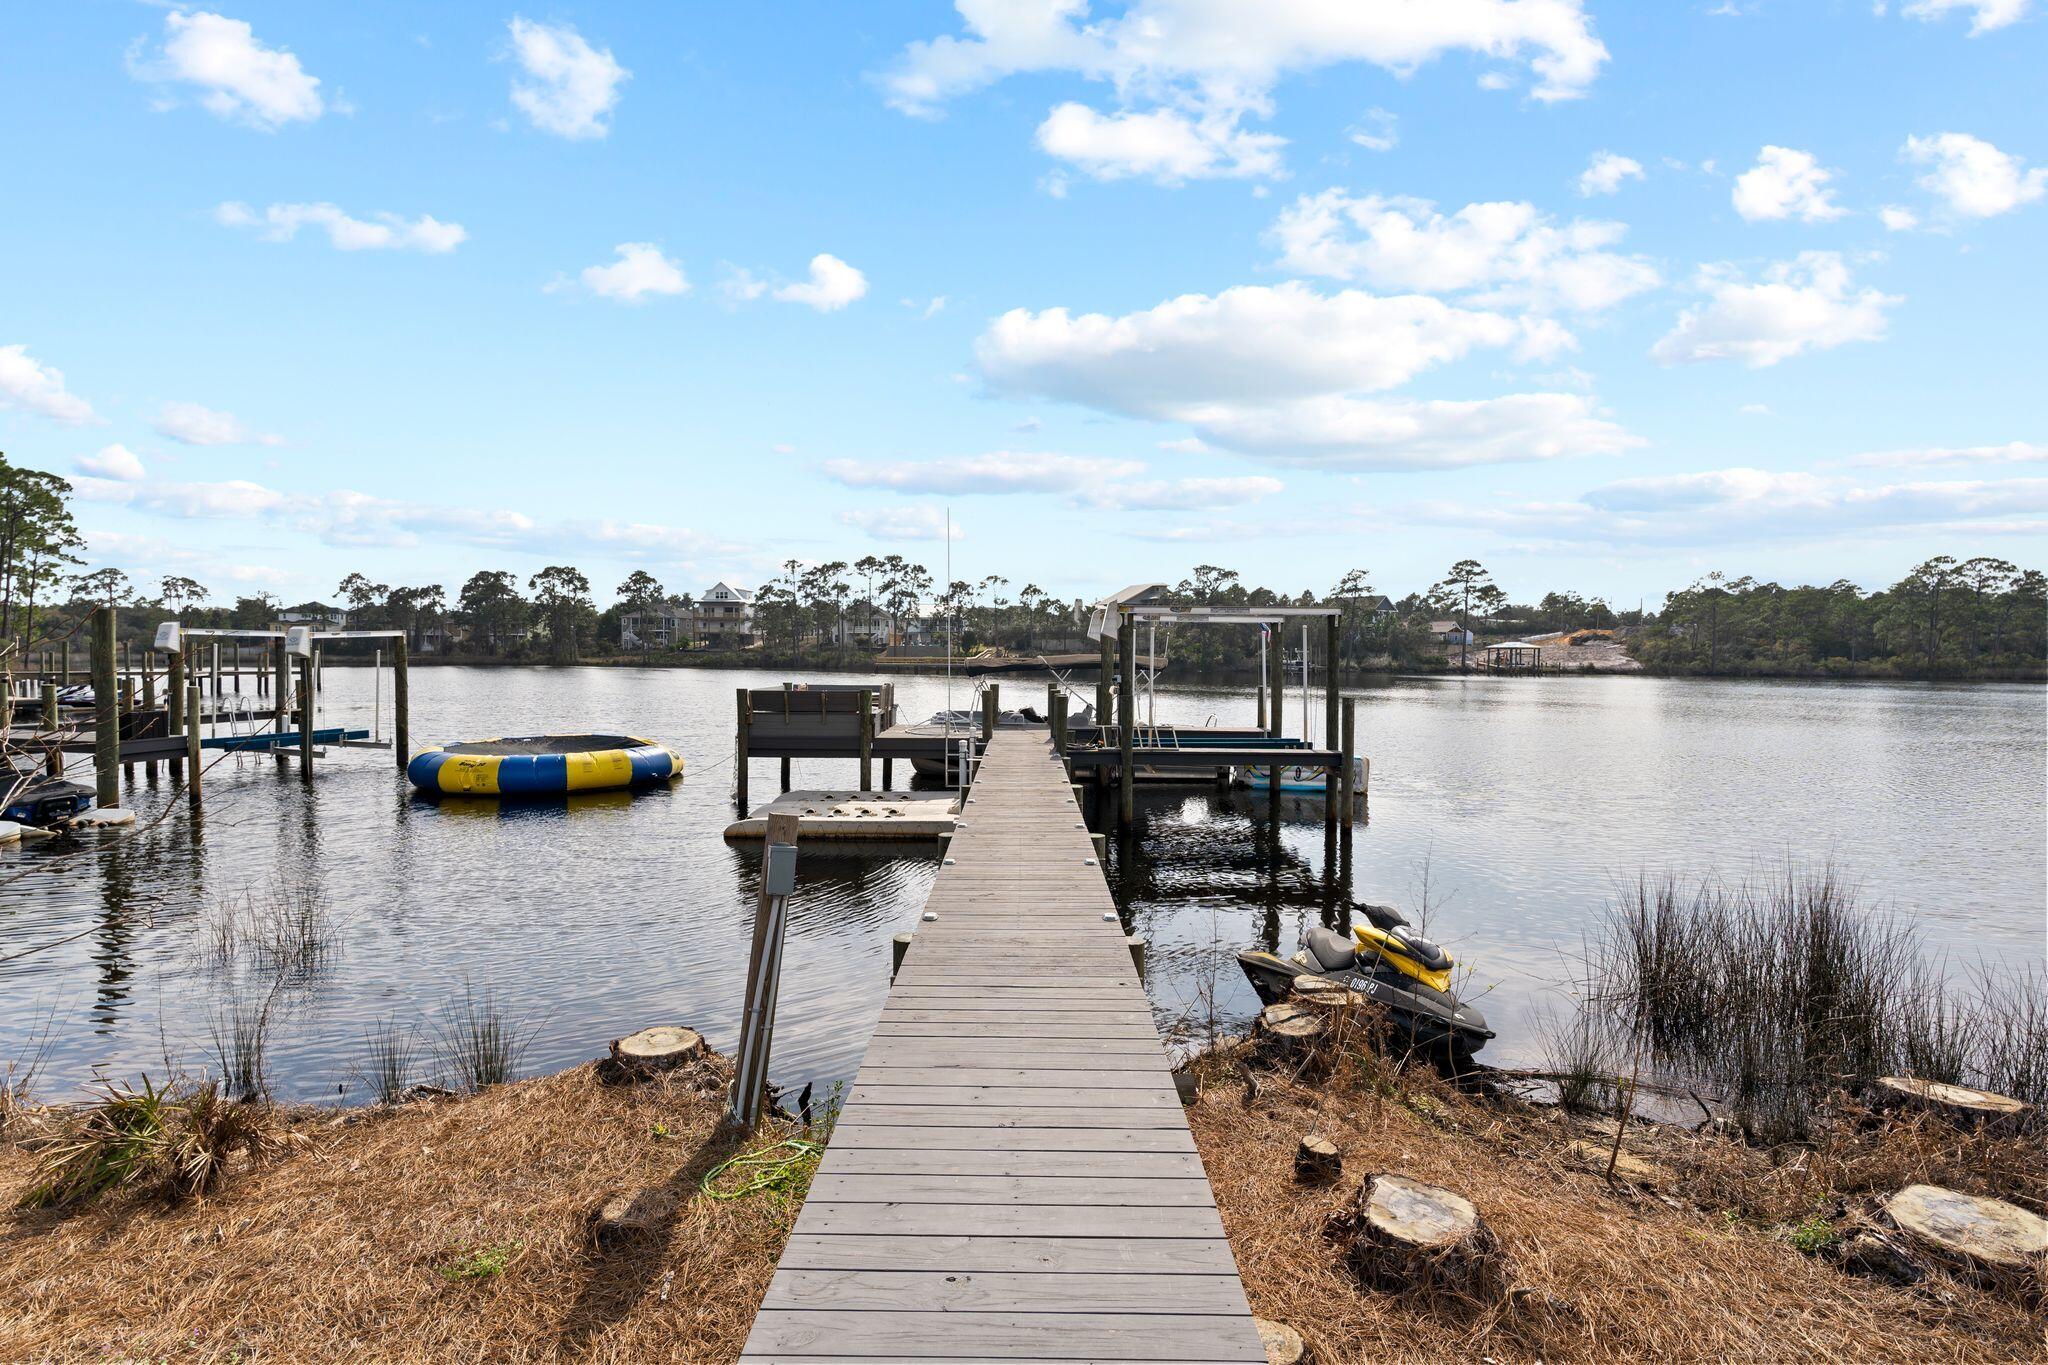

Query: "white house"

xmin=621 ymin=597 xmax=694 ymax=650
xmin=694 ymin=582 xmax=755 ymax=647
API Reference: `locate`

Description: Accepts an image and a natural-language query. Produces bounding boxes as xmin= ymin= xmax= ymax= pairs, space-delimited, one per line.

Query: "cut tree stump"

xmin=1338 ymin=1173 xmax=1500 ymax=1291
xmin=1882 ymin=1183 xmax=2048 ymax=1282
xmin=1875 ymin=1076 xmax=2029 ymax=1124
xmin=1260 ymin=1000 xmax=1325 ymax=1046
xmin=1295 ymin=1133 xmax=1343 ymax=1184
xmin=606 ymin=1026 xmax=705 ymax=1081
xmin=1253 ymin=1317 xmax=1306 ymax=1364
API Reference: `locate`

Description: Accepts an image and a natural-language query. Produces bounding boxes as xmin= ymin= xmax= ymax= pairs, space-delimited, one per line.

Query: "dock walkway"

xmin=740 ymin=730 xmax=1266 ymax=1364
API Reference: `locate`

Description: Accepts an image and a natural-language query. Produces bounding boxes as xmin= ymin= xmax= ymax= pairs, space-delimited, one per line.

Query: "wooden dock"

xmin=740 ymin=730 xmax=1267 ymax=1364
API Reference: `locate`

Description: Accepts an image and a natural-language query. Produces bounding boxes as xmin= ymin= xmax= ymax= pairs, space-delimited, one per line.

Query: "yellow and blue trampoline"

xmin=407 ymin=735 xmax=683 ymax=797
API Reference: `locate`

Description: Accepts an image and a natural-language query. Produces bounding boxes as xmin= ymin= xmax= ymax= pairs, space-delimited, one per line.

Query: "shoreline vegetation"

xmin=5 ymin=873 xmax=2041 ymax=1362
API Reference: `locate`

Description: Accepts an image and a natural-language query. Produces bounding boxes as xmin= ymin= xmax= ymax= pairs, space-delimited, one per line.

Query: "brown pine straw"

xmin=3 ymin=1032 xmax=2042 ymax=1363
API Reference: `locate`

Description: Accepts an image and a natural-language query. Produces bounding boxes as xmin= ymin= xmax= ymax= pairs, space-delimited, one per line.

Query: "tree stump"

xmin=1253 ymin=1317 xmax=1306 ymax=1364
xmin=1875 ymin=1076 xmax=2029 ymax=1124
xmin=605 ymin=1026 xmax=705 ymax=1083
xmin=1882 ymin=1184 xmax=2047 ymax=1285
xmin=1295 ymin=1133 xmax=1343 ymax=1184
xmin=1259 ymin=1000 xmax=1325 ymax=1047
xmin=1337 ymin=1173 xmax=1499 ymax=1292
xmin=1290 ymin=974 xmax=1345 ymax=1002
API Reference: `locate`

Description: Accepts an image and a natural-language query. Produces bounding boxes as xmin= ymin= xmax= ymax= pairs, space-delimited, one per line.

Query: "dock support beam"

xmin=91 ymin=607 xmax=119 ymax=811
xmin=184 ymin=677 xmax=202 ymax=809
xmin=735 ymin=688 xmax=751 ymax=813
xmin=392 ymin=634 xmax=410 ymax=771
xmin=1117 ymin=611 xmax=1136 ymax=826
xmin=858 ymin=688 xmax=873 ymax=792
xmin=166 ymin=650 xmax=186 ymax=778
xmin=1324 ymin=612 xmax=1342 ymax=815
xmin=1340 ymin=697 xmax=1357 ymax=818
xmin=270 ymin=638 xmax=289 ymax=768
xmin=298 ymin=655 xmax=315 ymax=782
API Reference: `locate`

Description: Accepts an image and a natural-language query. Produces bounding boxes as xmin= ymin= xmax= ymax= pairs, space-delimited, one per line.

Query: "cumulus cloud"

xmin=1731 ymin=146 xmax=1846 ymax=222
xmin=130 ymin=10 xmax=325 ymax=130
xmin=1879 ymin=205 xmax=1920 ymax=231
xmin=508 ymin=17 xmax=629 ymax=139
xmin=823 ymin=451 xmax=1145 ymax=494
xmin=773 ymin=254 xmax=869 ymax=311
xmin=839 ymin=506 xmax=963 ymax=541
xmin=1185 ymin=393 xmax=1639 ymax=469
xmin=1902 ymin=132 xmax=2046 ymax=218
xmin=1576 ymin=151 xmax=1643 ymax=196
xmin=881 ymin=1 xmax=1608 ymax=181
xmin=568 ymin=243 xmax=689 ymax=302
xmin=0 ymin=344 xmax=99 ymax=425
xmin=1650 ymin=252 xmax=1898 ymax=368
xmin=214 ymin=201 xmax=465 ymax=253
xmin=1075 ymin=475 xmax=1284 ymax=509
xmin=1267 ymin=192 xmax=1660 ymax=312
xmin=151 ymin=400 xmax=283 ymax=447
xmin=1900 ymin=0 xmax=2032 ymax=34
xmin=1347 ymin=108 xmax=1399 ymax=153
xmin=74 ymin=444 xmax=146 ymax=482
xmin=1034 ymin=101 xmax=1284 ymax=182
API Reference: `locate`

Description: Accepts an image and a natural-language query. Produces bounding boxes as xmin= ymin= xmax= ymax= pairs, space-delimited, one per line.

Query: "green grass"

xmin=437 ymin=1241 xmax=524 ymax=1283
xmin=1785 ymin=1216 xmax=1840 ymax=1255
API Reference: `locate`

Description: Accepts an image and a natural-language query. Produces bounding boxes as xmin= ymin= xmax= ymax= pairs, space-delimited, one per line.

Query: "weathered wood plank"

xmin=744 ymin=1310 xmax=1265 ymax=1362
xmin=825 ymin=1125 xmax=1196 ymax=1152
xmin=761 ymin=1269 xmax=1251 ymax=1313
xmin=794 ymin=1201 xmax=1227 ymax=1239
xmin=820 ymin=1148 xmax=1207 ymax=1178
xmin=773 ymin=1233 xmax=1234 ymax=1274
xmin=807 ymin=1174 xmax=1219 ymax=1206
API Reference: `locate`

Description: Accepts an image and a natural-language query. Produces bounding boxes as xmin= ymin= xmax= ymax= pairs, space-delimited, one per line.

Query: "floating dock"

xmin=739 ymin=729 xmax=1266 ymax=1364
xmin=724 ymin=789 xmax=959 ymax=841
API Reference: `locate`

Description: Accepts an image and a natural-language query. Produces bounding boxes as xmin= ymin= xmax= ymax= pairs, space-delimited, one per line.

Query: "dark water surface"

xmin=3 ymin=667 xmax=2042 ymax=1103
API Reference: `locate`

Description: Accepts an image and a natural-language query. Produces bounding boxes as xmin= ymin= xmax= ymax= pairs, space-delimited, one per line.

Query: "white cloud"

xmin=1879 ymin=205 xmax=1920 ymax=231
xmin=823 ymin=451 xmax=1144 ymax=494
xmin=1075 ymin=475 xmax=1284 ymax=509
xmin=1651 ymin=252 xmax=1898 ymax=368
xmin=1731 ymin=146 xmax=1846 ymax=222
xmin=883 ymin=0 xmax=1610 ymax=116
xmin=773 ymin=254 xmax=869 ymax=311
xmin=1576 ymin=151 xmax=1643 ymax=196
xmin=572 ymin=243 xmax=689 ymax=302
xmin=1268 ymin=191 xmax=1660 ymax=312
xmin=1347 ymin=108 xmax=1398 ymax=153
xmin=508 ymin=17 xmax=629 ymax=139
xmin=1842 ymin=440 xmax=2047 ymax=468
xmin=1034 ymin=102 xmax=1284 ymax=183
xmin=130 ymin=10 xmax=325 ymax=130
xmin=74 ymin=444 xmax=146 ymax=482
xmin=1902 ymin=132 xmax=2046 ymax=218
xmin=214 ymin=201 xmax=467 ymax=252
xmin=1900 ymin=0 xmax=2032 ymax=34
xmin=1186 ymin=392 xmax=1639 ymax=469
xmin=839 ymin=506 xmax=963 ymax=541
xmin=151 ymin=400 xmax=284 ymax=447
xmin=0 ymin=344 xmax=98 ymax=425
xmin=1737 ymin=403 xmax=1773 ymax=416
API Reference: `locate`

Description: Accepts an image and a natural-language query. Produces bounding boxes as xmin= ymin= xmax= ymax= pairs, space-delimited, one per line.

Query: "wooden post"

xmin=858 ymin=688 xmax=873 ymax=791
xmin=883 ymin=756 xmax=893 ymax=790
xmin=1117 ymin=612 xmax=1136 ymax=826
xmin=140 ymin=659 xmax=157 ymax=778
xmin=119 ymin=675 xmax=135 ymax=780
xmin=890 ymin=931 xmax=913 ymax=981
xmin=734 ymin=688 xmax=751 ymax=813
xmin=1267 ymin=631 xmax=1284 ymax=739
xmin=41 ymin=682 xmax=60 ymax=776
xmin=166 ymin=650 xmax=186 ymax=777
xmin=1095 ymin=634 xmax=1113 ymax=731
xmin=209 ymin=642 xmax=220 ymax=737
xmin=1324 ymin=613 xmax=1341 ymax=814
xmin=271 ymin=638 xmax=289 ymax=767
xmin=1340 ymin=697 xmax=1358 ymax=818
xmin=981 ymin=682 xmax=999 ymax=743
xmin=730 ymin=810 xmax=802 ymax=1130
xmin=779 ymin=756 xmax=791 ymax=792
xmin=392 ymin=634 xmax=410 ymax=769
xmin=1051 ymin=691 xmax=1068 ymax=754
xmin=298 ymin=655 xmax=314 ymax=782
xmin=185 ymin=677 xmax=202 ymax=809
xmin=91 ymin=607 xmax=119 ymax=811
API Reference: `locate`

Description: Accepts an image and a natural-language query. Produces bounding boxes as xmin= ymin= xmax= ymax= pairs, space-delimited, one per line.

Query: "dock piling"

xmin=298 ymin=654 xmax=314 ymax=782
xmin=166 ymin=650 xmax=186 ymax=777
xmin=184 ymin=677 xmax=202 ymax=809
xmin=270 ymin=638 xmax=289 ymax=768
xmin=1324 ymin=613 xmax=1341 ymax=815
xmin=1340 ymin=697 xmax=1357 ymax=817
xmin=91 ymin=607 xmax=119 ymax=810
xmin=1117 ymin=611 xmax=1136 ymax=826
xmin=858 ymin=688 xmax=873 ymax=792
xmin=392 ymin=634 xmax=410 ymax=770
xmin=734 ymin=689 xmax=751 ymax=813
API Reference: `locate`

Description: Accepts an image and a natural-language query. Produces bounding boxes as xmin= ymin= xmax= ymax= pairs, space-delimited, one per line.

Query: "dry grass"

xmin=1185 ymin=1048 xmax=2045 ymax=1364
xmin=0 ymin=1054 xmax=815 ymax=1363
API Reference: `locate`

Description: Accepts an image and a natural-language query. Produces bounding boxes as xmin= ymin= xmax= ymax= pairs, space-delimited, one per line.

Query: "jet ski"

xmin=2 ymin=771 xmax=95 ymax=828
xmin=1237 ymin=903 xmax=1494 ymax=1063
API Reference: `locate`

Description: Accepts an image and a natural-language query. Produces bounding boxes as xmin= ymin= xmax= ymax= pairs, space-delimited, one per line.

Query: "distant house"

xmin=694 ymin=582 xmax=755 ymax=647
xmin=1364 ymin=595 xmax=1396 ymax=618
xmin=1430 ymin=619 xmax=1475 ymax=646
xmin=279 ymin=602 xmax=346 ymax=630
xmin=621 ymin=597 xmax=694 ymax=650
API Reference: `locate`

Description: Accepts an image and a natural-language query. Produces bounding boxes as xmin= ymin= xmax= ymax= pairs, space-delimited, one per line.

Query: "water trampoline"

xmin=407 ymin=735 xmax=683 ymax=797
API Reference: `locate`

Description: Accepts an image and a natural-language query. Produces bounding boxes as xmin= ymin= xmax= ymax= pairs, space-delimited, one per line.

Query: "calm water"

xmin=3 ymin=667 xmax=2042 ymax=1104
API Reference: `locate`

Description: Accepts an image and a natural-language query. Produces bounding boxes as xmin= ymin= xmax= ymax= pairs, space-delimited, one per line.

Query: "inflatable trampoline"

xmin=407 ymin=735 xmax=683 ymax=797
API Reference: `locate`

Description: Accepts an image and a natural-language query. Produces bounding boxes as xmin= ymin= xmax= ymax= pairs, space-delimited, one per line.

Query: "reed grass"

xmin=1584 ymin=866 xmax=2042 ymax=1140
xmin=209 ymin=987 xmax=279 ymax=1103
xmin=434 ymin=986 xmax=533 ymax=1093
xmin=356 ymin=1019 xmax=419 ymax=1106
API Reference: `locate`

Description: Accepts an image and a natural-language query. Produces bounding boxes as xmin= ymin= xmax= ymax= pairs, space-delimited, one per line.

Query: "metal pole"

xmin=91 ymin=607 xmax=119 ymax=811
xmin=210 ymin=642 xmax=220 ymax=739
xmin=1117 ymin=611 xmax=1135 ymax=826
xmin=729 ymin=810 xmax=801 ymax=1130
xmin=1325 ymin=613 xmax=1341 ymax=814
xmin=141 ymin=657 xmax=157 ymax=778
xmin=373 ymin=647 xmax=382 ymax=745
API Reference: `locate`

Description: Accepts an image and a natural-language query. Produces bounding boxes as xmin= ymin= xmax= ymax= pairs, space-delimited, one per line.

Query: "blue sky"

xmin=2 ymin=1 xmax=2043 ymax=611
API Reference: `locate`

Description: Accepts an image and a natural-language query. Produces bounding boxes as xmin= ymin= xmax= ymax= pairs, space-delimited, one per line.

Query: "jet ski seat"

xmin=1304 ymin=926 xmax=1356 ymax=973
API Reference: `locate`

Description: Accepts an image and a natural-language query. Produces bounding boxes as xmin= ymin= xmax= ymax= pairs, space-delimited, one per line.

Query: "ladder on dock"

xmin=739 ymin=729 xmax=1266 ymax=1364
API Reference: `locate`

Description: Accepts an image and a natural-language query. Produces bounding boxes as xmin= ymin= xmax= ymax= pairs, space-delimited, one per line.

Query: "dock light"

xmin=152 ymin=622 xmax=181 ymax=654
